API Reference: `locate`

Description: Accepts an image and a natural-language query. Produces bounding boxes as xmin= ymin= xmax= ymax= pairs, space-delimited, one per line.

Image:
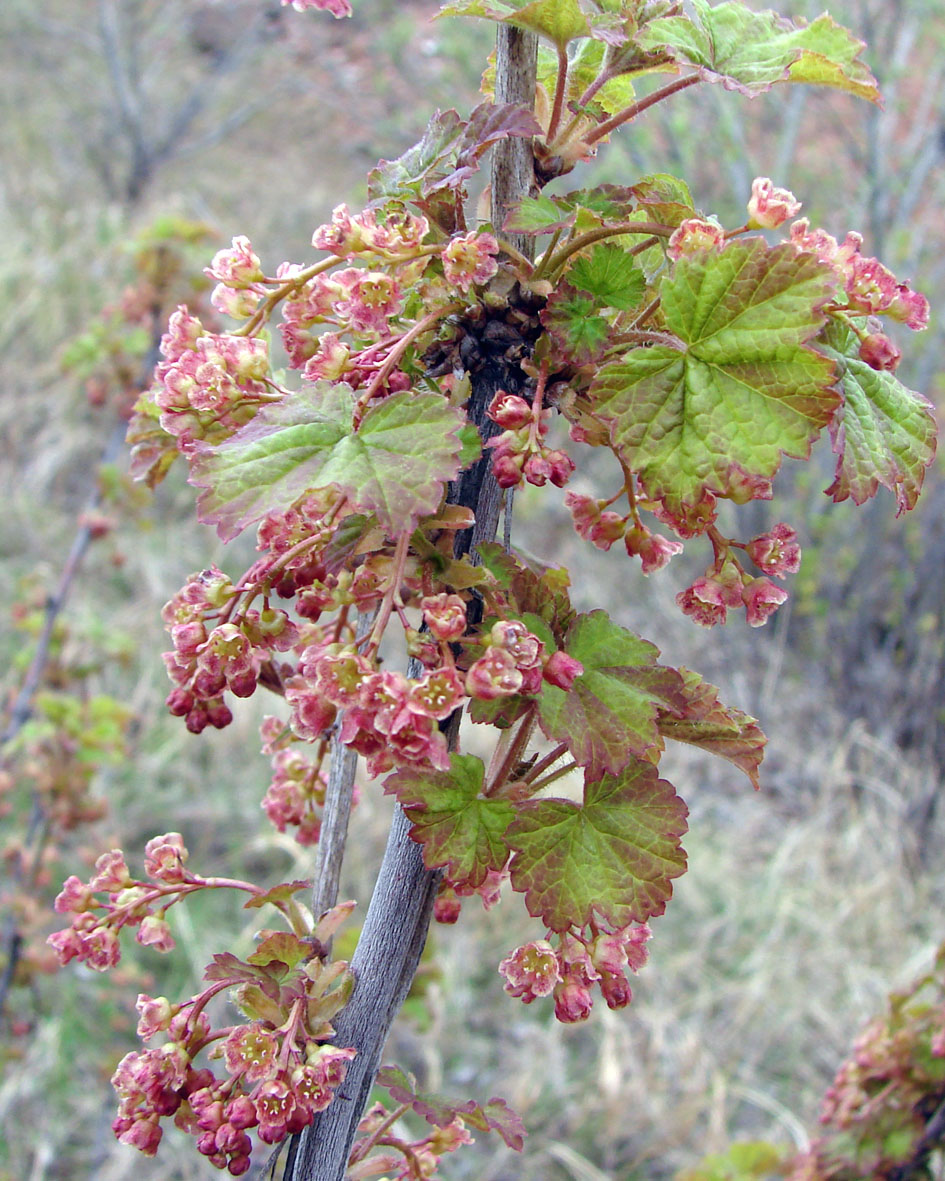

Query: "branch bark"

xmin=281 ymin=25 xmax=538 ymax=1181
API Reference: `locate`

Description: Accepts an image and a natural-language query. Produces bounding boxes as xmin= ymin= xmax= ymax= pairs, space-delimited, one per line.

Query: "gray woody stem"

xmin=282 ymin=24 xmax=537 ymax=1181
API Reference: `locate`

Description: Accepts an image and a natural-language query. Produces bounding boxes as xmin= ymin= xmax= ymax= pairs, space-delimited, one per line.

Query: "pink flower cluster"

xmin=499 ymin=923 xmax=651 ymax=1023
xmin=153 ymin=307 xmax=275 ymax=453
xmin=48 ymin=835 xmax=190 ymax=970
xmin=485 ymin=390 xmax=575 ymax=489
xmin=289 ymin=643 xmax=459 ymax=776
xmin=676 ymin=524 xmax=801 ymax=628
xmin=566 ymin=491 xmax=684 ymax=572
xmin=112 ymin=1007 xmax=355 ymax=1173
xmin=442 ymin=231 xmax=500 ymax=293
xmin=261 ymin=743 xmax=330 ymax=846
xmin=312 ymin=203 xmax=429 ymax=261
xmin=789 ymin=218 xmax=929 ymax=332
xmin=465 ymin=619 xmax=583 ymax=701
xmin=162 ymin=571 xmax=300 ymax=734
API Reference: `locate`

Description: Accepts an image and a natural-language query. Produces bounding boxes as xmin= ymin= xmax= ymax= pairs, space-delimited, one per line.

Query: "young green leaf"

xmin=538 ymin=609 xmax=688 ymax=776
xmin=541 ymin=284 xmax=612 ymax=364
xmin=507 ymin=759 xmax=688 ymax=930
xmin=567 ymin=243 xmax=645 ymax=310
xmin=589 ymin=239 xmax=838 ymax=532
xmin=190 ymin=381 xmax=465 ymax=540
xmin=635 ymin=0 xmax=880 ymax=102
xmin=384 ymin=754 xmax=515 ymax=888
xmin=818 ymin=324 xmax=937 ymax=513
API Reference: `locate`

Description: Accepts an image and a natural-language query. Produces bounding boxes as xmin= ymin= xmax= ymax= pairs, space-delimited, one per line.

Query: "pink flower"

xmin=747 ymin=177 xmax=801 ymax=229
xmin=54 ymin=874 xmax=95 ymax=914
xmin=542 ymin=650 xmax=584 ymax=691
xmin=442 ymin=232 xmax=500 ymax=293
xmin=135 ymin=994 xmax=176 ymax=1041
xmin=136 ymin=915 xmax=176 ymax=953
xmin=487 ymin=390 xmax=532 ymax=429
xmin=742 ymin=577 xmax=789 ymax=626
xmin=667 ymin=218 xmax=725 ymax=260
xmin=624 ymin=526 xmax=684 ymax=573
xmin=144 ymin=833 xmax=189 ymax=884
xmin=745 ymin=523 xmax=801 ymax=577
xmin=465 ymin=647 xmax=523 ymax=699
xmin=499 ymin=940 xmax=561 ymax=1002
xmin=421 ymin=593 xmax=468 ymax=642
xmin=676 ymin=577 xmax=730 ymax=627
xmin=205 ymin=236 xmax=263 ymax=288
xmin=888 ymin=283 xmax=930 ymax=331
xmin=222 ymin=1024 xmax=279 ymax=1083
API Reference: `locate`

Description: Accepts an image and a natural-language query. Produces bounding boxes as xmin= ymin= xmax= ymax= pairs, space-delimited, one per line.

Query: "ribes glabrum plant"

xmin=48 ymin=0 xmax=936 ymax=1176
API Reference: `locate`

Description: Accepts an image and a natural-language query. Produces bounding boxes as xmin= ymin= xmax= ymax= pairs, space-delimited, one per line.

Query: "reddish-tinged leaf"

xmin=190 ymin=382 xmax=464 ymax=540
xmin=377 ymin=1065 xmax=526 ymax=1150
xmin=204 ymin=952 xmax=272 ymax=987
xmin=658 ymin=667 xmax=765 ymax=789
xmin=243 ymin=879 xmax=311 ymax=909
xmin=541 ymin=284 xmax=611 ymax=365
xmin=538 ymin=610 xmax=688 ymax=776
xmin=384 ymin=755 xmax=514 ymax=888
xmin=247 ymin=932 xmax=311 ymax=971
xmin=507 ymin=759 xmax=688 ymax=931
xmin=629 ymin=173 xmax=697 ymax=229
xmin=636 ymin=0 xmax=880 ymax=102
xmin=368 ymin=110 xmax=466 ymax=204
xmin=590 ymin=240 xmax=838 ymax=532
xmin=819 ymin=324 xmax=937 ymax=514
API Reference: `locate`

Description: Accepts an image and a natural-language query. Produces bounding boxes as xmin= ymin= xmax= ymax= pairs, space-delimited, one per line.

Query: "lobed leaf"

xmin=657 ymin=668 xmax=765 ymax=789
xmin=635 ymin=0 xmax=880 ymax=102
xmin=567 ymin=243 xmax=645 ymax=311
xmin=538 ymin=609 xmax=688 ymax=776
xmin=377 ymin=1065 xmax=526 ymax=1150
xmin=818 ymin=324 xmax=937 ymax=513
xmin=190 ymin=381 xmax=465 ymax=540
xmin=247 ymin=931 xmax=312 ymax=972
xmin=507 ymin=759 xmax=688 ymax=931
xmin=541 ymin=284 xmax=611 ymax=365
xmin=589 ymin=239 xmax=839 ymax=531
xmin=243 ymin=879 xmax=312 ymax=909
xmin=384 ymin=755 xmax=515 ymax=888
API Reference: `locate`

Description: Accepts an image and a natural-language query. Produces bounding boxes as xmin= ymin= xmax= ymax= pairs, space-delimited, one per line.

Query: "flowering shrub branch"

xmin=43 ymin=1 xmax=937 ymax=1178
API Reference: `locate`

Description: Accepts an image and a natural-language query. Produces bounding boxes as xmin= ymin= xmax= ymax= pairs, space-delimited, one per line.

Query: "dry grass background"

xmin=1 ymin=1 xmax=944 ymax=1178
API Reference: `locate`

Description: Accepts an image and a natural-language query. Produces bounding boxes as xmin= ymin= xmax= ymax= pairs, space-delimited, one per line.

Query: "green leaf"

xmin=541 ymin=284 xmax=611 ymax=365
xmin=190 ymin=382 xmax=465 ymax=540
xmin=589 ymin=240 xmax=838 ymax=531
xmin=368 ymin=110 xmax=466 ymax=205
xmin=377 ymin=1065 xmax=526 ymax=1151
xmin=384 ymin=755 xmax=514 ymax=888
xmin=658 ymin=668 xmax=765 ymax=790
xmin=636 ymin=0 xmax=880 ymax=102
xmin=538 ymin=610 xmax=687 ymax=776
xmin=247 ymin=932 xmax=311 ymax=971
xmin=567 ymin=243 xmax=645 ymax=310
xmin=507 ymin=759 xmax=688 ymax=930
xmin=818 ymin=324 xmax=937 ymax=513
xmin=505 ymin=193 xmax=576 ymax=236
xmin=630 ymin=173 xmax=696 ymax=229
xmin=438 ymin=0 xmax=590 ymax=50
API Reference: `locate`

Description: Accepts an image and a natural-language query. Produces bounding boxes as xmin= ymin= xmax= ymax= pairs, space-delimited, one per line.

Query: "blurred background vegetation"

xmin=1 ymin=0 xmax=943 ymax=1177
